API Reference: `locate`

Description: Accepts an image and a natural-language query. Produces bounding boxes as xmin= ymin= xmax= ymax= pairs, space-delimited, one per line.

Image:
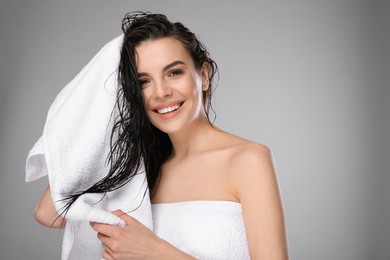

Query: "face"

xmin=136 ymin=37 xmax=209 ymax=134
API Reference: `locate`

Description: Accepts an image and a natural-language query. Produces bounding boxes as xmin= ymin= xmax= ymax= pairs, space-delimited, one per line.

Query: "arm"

xmin=232 ymin=145 xmax=288 ymax=260
xmin=91 ymin=210 xmax=196 ymax=260
xmin=35 ymin=185 xmax=66 ymax=228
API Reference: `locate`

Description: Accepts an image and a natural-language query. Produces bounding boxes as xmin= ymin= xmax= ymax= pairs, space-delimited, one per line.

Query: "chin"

xmin=151 ymin=121 xmax=188 ymax=134
xmin=157 ymin=126 xmax=182 ymax=135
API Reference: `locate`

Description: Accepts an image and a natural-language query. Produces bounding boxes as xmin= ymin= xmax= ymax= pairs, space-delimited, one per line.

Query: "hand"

xmin=91 ymin=209 xmax=160 ymax=260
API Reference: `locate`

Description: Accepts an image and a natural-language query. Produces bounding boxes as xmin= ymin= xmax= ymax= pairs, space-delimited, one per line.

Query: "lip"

xmin=152 ymin=101 xmax=185 ymax=119
xmin=153 ymin=101 xmax=184 ymax=111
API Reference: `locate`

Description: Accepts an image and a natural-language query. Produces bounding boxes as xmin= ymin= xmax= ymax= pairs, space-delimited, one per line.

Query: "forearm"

xmin=35 ymin=185 xmax=66 ymax=228
xmin=154 ymin=237 xmax=197 ymax=260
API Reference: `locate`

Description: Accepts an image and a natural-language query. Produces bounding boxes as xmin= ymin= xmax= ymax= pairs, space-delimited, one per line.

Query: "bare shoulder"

xmin=219 ymin=134 xmax=277 ymax=199
xmin=234 ymin=142 xmax=271 ymax=165
xmin=221 ymin=134 xmax=273 ymax=172
xmin=209 ymin=129 xmax=275 ymax=182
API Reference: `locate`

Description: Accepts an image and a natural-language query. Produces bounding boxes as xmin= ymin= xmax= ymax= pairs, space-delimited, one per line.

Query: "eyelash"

xmin=139 ymin=69 xmax=183 ymax=88
xmin=139 ymin=79 xmax=150 ymax=88
xmin=168 ymin=69 xmax=183 ymax=77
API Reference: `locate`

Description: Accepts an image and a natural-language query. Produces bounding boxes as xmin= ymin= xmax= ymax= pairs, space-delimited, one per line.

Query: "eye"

xmin=168 ymin=69 xmax=183 ymax=78
xmin=139 ymin=79 xmax=150 ymax=88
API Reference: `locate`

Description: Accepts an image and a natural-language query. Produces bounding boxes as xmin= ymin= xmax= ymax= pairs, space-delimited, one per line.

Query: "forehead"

xmin=135 ymin=37 xmax=193 ymax=71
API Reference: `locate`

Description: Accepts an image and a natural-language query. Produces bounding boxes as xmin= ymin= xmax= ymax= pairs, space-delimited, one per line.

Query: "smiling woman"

xmin=34 ymin=12 xmax=288 ymax=259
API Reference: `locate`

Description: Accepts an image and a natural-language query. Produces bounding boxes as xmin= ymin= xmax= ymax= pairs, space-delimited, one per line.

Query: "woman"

xmin=35 ymin=12 xmax=288 ymax=259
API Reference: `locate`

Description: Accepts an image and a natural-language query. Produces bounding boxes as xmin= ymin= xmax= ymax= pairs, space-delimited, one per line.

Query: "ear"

xmin=201 ymin=62 xmax=210 ymax=91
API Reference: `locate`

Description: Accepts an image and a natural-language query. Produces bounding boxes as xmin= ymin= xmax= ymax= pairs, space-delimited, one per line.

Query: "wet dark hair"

xmin=59 ymin=11 xmax=218 ymax=218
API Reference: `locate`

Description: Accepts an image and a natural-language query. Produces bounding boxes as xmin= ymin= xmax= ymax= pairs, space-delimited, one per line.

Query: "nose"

xmin=153 ymin=80 xmax=172 ymax=100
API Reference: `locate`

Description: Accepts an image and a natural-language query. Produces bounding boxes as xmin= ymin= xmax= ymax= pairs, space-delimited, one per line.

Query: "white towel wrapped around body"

xmin=25 ymin=34 xmax=153 ymax=260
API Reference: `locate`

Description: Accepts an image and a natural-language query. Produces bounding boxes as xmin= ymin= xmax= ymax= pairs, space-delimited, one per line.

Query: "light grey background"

xmin=1 ymin=1 xmax=389 ymax=259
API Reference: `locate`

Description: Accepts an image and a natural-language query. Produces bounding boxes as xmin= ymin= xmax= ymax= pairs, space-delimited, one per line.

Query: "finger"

xmin=101 ymin=239 xmax=117 ymax=260
xmin=102 ymin=247 xmax=114 ymax=260
xmin=111 ymin=209 xmax=125 ymax=216
xmin=97 ymin=232 xmax=118 ymax=255
xmin=97 ymin=231 xmax=110 ymax=243
xmin=91 ymin=222 xmax=116 ymax=238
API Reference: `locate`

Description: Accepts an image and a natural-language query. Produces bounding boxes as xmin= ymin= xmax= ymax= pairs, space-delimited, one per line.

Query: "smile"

xmin=155 ymin=102 xmax=184 ymax=114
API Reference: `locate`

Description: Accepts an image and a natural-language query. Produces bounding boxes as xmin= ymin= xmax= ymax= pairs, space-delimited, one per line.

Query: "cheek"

xmin=180 ymin=76 xmax=201 ymax=95
xmin=142 ymin=90 xmax=152 ymax=109
xmin=189 ymin=73 xmax=203 ymax=96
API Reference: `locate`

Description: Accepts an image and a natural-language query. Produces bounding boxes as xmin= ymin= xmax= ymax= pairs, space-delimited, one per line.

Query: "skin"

xmin=35 ymin=185 xmax=65 ymax=229
xmin=35 ymin=37 xmax=288 ymax=259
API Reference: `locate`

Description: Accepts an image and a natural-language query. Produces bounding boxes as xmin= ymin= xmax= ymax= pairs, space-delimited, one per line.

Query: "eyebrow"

xmin=137 ymin=60 xmax=186 ymax=78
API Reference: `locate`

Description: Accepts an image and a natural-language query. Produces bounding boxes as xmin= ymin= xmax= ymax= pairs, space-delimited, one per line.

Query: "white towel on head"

xmin=25 ymin=34 xmax=153 ymax=260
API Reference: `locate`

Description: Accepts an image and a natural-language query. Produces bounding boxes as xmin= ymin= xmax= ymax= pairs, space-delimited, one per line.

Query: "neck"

xmin=168 ymin=116 xmax=216 ymax=160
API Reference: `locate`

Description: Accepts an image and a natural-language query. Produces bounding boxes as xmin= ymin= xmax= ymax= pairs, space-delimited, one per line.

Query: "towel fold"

xmin=26 ymin=34 xmax=153 ymax=260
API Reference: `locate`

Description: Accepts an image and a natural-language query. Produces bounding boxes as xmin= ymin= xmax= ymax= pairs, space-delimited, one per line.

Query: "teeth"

xmin=157 ymin=104 xmax=181 ymax=114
